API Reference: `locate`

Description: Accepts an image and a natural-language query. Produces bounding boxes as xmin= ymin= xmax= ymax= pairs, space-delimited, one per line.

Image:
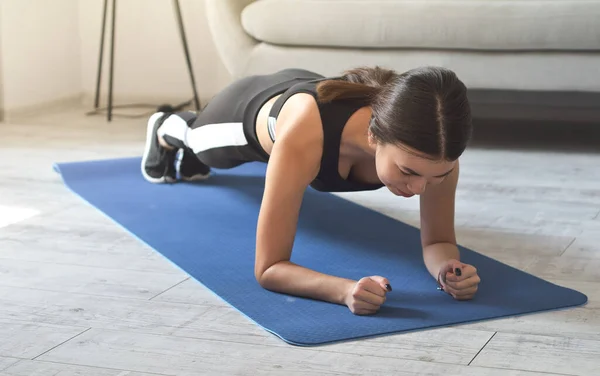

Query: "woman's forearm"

xmin=423 ymin=242 xmax=460 ymax=279
xmin=257 ymin=261 xmax=356 ymax=305
xmin=256 ymin=243 xmax=459 ymax=303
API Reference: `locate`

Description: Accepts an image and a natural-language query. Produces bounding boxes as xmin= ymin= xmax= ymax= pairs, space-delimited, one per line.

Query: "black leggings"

xmin=157 ymin=68 xmax=324 ymax=169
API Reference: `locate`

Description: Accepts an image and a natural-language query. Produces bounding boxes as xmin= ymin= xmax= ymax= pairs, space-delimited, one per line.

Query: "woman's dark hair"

xmin=316 ymin=66 xmax=472 ymax=161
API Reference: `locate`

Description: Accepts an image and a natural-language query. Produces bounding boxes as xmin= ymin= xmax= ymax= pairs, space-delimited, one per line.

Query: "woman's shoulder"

xmin=275 ymin=92 xmax=323 ymax=145
xmin=265 ymin=92 xmax=325 ymax=189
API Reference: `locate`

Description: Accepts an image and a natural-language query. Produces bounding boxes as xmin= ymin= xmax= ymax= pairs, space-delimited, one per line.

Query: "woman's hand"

xmin=344 ymin=276 xmax=392 ymax=315
xmin=438 ymin=259 xmax=480 ymax=300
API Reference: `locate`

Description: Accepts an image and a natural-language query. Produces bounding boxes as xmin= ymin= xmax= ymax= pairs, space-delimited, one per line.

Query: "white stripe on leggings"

xmin=157 ymin=114 xmax=248 ymax=154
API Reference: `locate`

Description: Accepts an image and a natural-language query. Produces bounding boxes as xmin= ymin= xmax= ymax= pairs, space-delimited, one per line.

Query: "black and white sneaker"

xmin=179 ymin=149 xmax=211 ymax=181
xmin=141 ymin=112 xmax=177 ymax=183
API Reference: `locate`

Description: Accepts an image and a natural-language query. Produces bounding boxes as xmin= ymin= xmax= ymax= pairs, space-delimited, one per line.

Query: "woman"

xmin=141 ymin=66 xmax=481 ymax=315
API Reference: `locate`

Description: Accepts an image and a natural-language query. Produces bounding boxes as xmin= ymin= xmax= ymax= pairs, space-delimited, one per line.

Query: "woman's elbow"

xmin=254 ymin=263 xmax=273 ymax=288
xmin=254 ymin=261 xmax=283 ymax=290
xmin=254 ymin=267 xmax=267 ymax=287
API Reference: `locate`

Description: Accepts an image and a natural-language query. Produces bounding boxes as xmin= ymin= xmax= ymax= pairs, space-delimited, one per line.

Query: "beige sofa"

xmin=205 ymin=0 xmax=600 ymax=122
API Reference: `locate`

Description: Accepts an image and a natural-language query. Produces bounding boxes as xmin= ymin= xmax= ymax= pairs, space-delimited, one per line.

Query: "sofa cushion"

xmin=241 ymin=0 xmax=600 ymax=51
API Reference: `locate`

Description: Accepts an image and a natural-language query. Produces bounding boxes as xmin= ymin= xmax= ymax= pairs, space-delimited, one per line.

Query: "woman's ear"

xmin=367 ymin=128 xmax=377 ymax=146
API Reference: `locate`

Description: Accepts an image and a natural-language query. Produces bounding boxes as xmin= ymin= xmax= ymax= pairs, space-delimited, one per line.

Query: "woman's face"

xmin=373 ymin=142 xmax=456 ymax=197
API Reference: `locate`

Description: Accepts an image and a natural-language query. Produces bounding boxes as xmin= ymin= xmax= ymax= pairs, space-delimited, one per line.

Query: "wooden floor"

xmin=1 ymin=108 xmax=599 ymax=375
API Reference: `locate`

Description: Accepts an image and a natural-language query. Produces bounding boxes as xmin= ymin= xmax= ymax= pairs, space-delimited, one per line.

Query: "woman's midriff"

xmin=254 ymin=94 xmax=281 ymax=156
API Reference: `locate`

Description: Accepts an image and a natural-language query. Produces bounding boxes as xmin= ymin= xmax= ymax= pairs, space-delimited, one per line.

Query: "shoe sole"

xmin=141 ymin=112 xmax=176 ymax=184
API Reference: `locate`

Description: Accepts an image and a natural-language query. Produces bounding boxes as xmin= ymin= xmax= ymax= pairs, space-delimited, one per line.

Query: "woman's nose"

xmin=408 ymin=178 xmax=427 ymax=194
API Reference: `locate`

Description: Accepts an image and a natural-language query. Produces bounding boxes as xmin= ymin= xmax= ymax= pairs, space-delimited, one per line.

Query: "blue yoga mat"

xmin=54 ymin=157 xmax=587 ymax=346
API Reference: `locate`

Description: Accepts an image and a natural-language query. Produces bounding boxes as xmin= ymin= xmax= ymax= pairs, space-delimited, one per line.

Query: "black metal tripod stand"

xmin=89 ymin=0 xmax=201 ymax=121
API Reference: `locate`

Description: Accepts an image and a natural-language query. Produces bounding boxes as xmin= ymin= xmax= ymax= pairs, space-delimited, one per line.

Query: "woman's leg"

xmin=141 ymin=108 xmax=268 ymax=183
xmin=156 ymin=111 xmax=212 ymax=182
xmin=141 ymin=73 xmax=272 ymax=183
xmin=141 ymin=69 xmax=323 ymax=184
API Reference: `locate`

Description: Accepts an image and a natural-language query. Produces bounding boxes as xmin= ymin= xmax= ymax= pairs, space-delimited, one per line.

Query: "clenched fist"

xmin=344 ymin=276 xmax=391 ymax=315
xmin=438 ymin=259 xmax=480 ymax=300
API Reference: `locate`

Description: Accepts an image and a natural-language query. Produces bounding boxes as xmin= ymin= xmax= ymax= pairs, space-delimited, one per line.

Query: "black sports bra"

xmin=267 ymin=79 xmax=384 ymax=193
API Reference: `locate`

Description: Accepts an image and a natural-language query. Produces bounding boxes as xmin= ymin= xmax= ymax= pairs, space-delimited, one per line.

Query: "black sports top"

xmin=267 ymin=78 xmax=384 ymax=193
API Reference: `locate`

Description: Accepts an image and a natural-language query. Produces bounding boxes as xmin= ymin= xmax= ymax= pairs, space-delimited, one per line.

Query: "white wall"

xmin=78 ymin=0 xmax=232 ymax=108
xmin=0 ymin=0 xmax=231 ymax=119
xmin=0 ymin=2 xmax=4 ymax=118
xmin=0 ymin=0 xmax=81 ymax=115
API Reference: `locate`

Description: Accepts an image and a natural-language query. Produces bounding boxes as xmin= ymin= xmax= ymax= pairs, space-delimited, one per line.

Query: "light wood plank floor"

xmin=1 ymin=108 xmax=599 ymax=375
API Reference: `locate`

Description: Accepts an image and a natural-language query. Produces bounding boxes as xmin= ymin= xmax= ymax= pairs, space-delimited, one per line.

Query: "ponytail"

xmin=316 ymin=66 xmax=397 ymax=104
